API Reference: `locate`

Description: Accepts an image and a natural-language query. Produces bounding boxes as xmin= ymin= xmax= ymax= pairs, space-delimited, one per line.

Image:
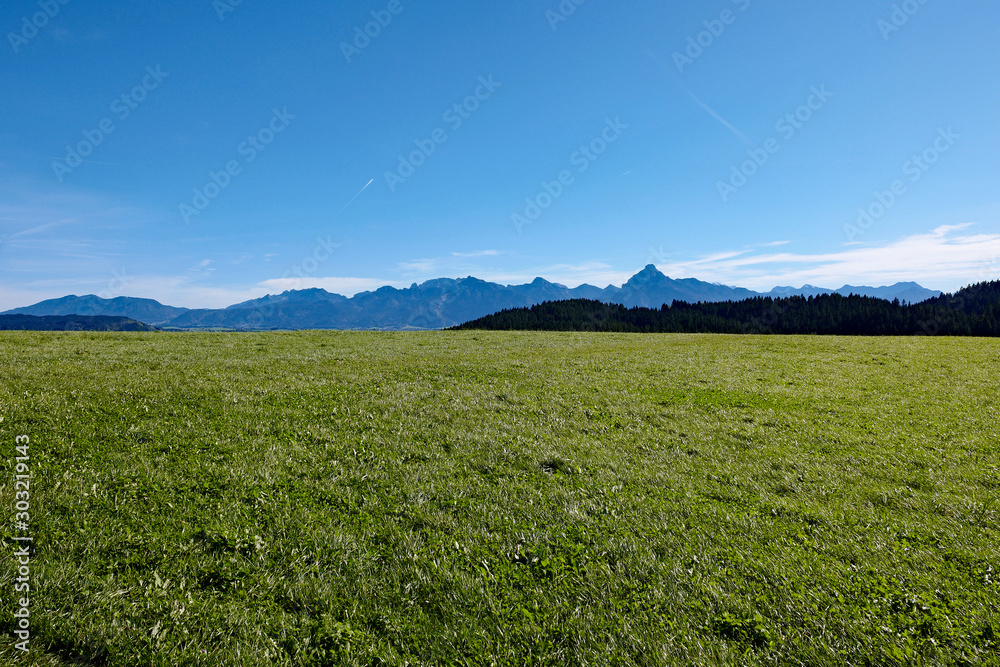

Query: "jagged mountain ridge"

xmin=3 ymin=266 xmax=942 ymax=330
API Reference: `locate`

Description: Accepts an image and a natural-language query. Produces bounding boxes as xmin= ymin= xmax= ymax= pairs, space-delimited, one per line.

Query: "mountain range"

xmin=2 ymin=266 xmax=941 ymax=330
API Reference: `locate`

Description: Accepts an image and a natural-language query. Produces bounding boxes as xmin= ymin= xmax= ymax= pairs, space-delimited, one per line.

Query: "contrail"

xmin=336 ymin=178 xmax=374 ymax=217
xmin=645 ymin=50 xmax=755 ymax=147
xmin=685 ymin=90 xmax=755 ymax=147
xmin=48 ymin=157 xmax=118 ymax=165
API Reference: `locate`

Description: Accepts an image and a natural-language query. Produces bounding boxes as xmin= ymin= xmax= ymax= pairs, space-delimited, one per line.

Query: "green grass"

xmin=1 ymin=331 xmax=998 ymax=666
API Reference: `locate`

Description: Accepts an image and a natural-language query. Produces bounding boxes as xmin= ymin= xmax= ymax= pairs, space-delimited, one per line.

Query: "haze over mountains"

xmin=3 ymin=266 xmax=941 ymax=330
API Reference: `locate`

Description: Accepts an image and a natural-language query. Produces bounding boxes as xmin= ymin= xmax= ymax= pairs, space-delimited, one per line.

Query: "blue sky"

xmin=2 ymin=0 xmax=999 ymax=309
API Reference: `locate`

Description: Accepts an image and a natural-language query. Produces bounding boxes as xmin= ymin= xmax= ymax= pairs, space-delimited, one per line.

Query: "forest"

xmin=454 ymin=281 xmax=1000 ymax=336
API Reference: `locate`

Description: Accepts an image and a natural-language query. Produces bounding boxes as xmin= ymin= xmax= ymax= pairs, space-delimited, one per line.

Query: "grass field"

xmin=1 ymin=332 xmax=998 ymax=666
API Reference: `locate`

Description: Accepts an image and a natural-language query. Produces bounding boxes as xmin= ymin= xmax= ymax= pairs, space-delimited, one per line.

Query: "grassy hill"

xmin=0 ymin=332 xmax=997 ymax=665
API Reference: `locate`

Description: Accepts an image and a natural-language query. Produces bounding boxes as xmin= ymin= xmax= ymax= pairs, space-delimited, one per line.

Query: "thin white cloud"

xmin=400 ymin=251 xmax=506 ymax=276
xmin=5 ymin=219 xmax=79 ymax=241
xmin=451 ymin=250 xmax=502 ymax=258
xmin=685 ymin=250 xmax=752 ymax=265
xmin=656 ymin=225 xmax=1000 ymax=292
xmin=398 ymin=259 xmax=438 ymax=274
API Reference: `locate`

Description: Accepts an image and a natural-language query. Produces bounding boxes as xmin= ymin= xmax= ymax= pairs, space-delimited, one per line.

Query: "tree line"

xmin=453 ymin=281 xmax=1000 ymax=336
xmin=0 ymin=315 xmax=157 ymax=332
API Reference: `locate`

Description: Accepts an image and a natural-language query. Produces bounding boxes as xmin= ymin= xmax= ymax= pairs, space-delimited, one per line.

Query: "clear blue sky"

xmin=2 ymin=0 xmax=999 ymax=309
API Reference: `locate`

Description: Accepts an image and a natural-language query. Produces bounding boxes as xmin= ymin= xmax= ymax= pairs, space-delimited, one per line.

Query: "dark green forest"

xmin=454 ymin=281 xmax=1000 ymax=336
xmin=0 ymin=314 xmax=157 ymax=331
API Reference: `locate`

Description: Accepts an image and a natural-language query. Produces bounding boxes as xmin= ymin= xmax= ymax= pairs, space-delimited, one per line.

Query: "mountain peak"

xmin=625 ymin=264 xmax=668 ymax=286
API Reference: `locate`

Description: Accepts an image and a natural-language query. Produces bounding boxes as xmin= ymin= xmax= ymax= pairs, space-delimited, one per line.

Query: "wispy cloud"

xmin=3 ymin=219 xmax=80 ymax=241
xmin=655 ymin=225 xmax=1000 ymax=291
xmin=398 ymin=259 xmax=439 ymax=274
xmin=684 ymin=250 xmax=752 ymax=265
xmin=451 ymin=250 xmax=502 ymax=258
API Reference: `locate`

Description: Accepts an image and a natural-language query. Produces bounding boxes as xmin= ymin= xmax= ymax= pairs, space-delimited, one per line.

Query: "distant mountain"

xmin=2 ymin=266 xmax=943 ymax=330
xmin=767 ymin=284 xmax=837 ymax=299
xmin=3 ymin=295 xmax=187 ymax=326
xmin=765 ymin=281 xmax=938 ymax=303
xmin=616 ymin=265 xmax=759 ymax=307
xmin=225 ymin=288 xmax=348 ymax=311
xmin=831 ymin=282 xmax=938 ymax=304
xmin=0 ymin=314 xmax=157 ymax=332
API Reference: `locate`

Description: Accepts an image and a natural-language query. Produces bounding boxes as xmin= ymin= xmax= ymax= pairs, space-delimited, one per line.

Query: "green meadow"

xmin=1 ymin=332 xmax=997 ymax=666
